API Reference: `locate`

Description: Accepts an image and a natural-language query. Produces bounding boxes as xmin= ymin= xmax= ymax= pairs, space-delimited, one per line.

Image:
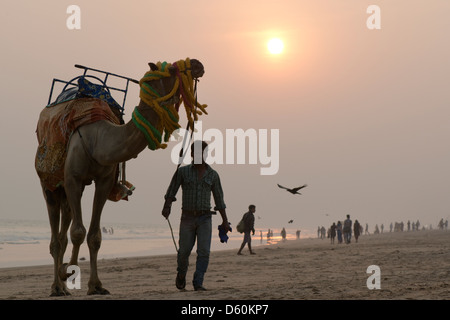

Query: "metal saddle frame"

xmin=47 ymin=64 xmax=139 ymax=112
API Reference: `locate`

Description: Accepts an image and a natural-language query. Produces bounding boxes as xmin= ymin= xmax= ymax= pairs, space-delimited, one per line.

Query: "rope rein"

xmin=167 ymin=218 xmax=178 ymax=253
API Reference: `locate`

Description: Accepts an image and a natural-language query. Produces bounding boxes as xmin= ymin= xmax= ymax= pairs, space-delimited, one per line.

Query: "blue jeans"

xmin=344 ymin=230 xmax=352 ymax=243
xmin=177 ymin=213 xmax=212 ymax=287
xmin=337 ymin=230 xmax=342 ymax=243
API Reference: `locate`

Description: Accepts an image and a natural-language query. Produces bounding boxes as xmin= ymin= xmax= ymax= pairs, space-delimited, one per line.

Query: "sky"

xmin=1 ymin=0 xmax=450 ymax=236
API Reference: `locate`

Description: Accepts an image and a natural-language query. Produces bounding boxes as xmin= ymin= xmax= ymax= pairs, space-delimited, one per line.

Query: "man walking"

xmin=237 ymin=205 xmax=256 ymax=255
xmin=162 ymin=141 xmax=230 ymax=291
xmin=343 ymin=214 xmax=352 ymax=244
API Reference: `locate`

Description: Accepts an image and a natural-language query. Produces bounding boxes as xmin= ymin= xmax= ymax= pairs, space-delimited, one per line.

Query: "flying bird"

xmin=277 ymin=184 xmax=308 ymax=195
xmin=288 ymin=220 xmax=294 ymax=224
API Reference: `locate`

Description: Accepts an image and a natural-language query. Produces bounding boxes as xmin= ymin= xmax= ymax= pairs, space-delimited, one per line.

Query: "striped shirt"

xmin=164 ymin=164 xmax=226 ymax=211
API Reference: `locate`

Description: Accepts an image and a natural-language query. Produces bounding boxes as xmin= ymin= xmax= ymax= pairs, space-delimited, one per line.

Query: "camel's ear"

xmin=148 ymin=62 xmax=158 ymax=71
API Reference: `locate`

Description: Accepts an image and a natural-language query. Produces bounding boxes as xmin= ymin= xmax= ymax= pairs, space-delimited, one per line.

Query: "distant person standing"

xmin=281 ymin=227 xmax=287 ymax=241
xmin=237 ymin=205 xmax=256 ymax=255
xmin=330 ymin=222 xmax=337 ymax=244
xmin=353 ymin=220 xmax=361 ymax=243
xmin=337 ymin=221 xmax=343 ymax=244
xmin=343 ymin=215 xmax=352 ymax=244
xmin=320 ymin=226 xmax=326 ymax=239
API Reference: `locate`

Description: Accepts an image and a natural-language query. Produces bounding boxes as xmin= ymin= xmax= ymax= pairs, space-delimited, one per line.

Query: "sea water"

xmin=0 ymin=219 xmax=304 ymax=268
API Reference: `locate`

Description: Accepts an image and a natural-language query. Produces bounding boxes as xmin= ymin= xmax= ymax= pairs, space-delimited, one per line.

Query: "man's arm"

xmin=162 ymin=169 xmax=183 ymax=219
xmin=211 ymin=173 xmax=229 ymax=232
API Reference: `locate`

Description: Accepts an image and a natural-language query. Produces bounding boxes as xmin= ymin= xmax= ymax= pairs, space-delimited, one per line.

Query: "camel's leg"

xmin=87 ymin=174 xmax=114 ymax=295
xmin=57 ymin=192 xmax=72 ymax=281
xmin=42 ymin=187 xmax=70 ymax=296
xmin=64 ymin=175 xmax=86 ymax=268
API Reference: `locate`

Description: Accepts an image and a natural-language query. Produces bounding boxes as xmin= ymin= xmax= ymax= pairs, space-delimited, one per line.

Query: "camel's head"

xmin=135 ymin=58 xmax=208 ymax=149
xmin=147 ymin=58 xmax=204 ymax=78
xmin=141 ymin=58 xmax=204 ymax=107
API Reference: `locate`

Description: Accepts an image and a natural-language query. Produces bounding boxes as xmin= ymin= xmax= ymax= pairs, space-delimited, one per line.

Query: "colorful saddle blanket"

xmin=35 ymin=97 xmax=120 ymax=192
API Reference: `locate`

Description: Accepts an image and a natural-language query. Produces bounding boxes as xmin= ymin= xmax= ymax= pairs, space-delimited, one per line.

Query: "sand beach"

xmin=1 ymin=229 xmax=449 ymax=301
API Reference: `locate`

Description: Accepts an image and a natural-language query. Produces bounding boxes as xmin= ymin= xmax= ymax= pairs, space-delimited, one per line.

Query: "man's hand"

xmin=162 ymin=199 xmax=173 ymax=219
xmin=218 ymin=209 xmax=230 ymax=232
xmin=221 ymin=220 xmax=231 ymax=233
xmin=162 ymin=206 xmax=171 ymax=219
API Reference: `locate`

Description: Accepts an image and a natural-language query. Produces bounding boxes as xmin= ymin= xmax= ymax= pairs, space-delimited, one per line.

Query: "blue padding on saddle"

xmin=53 ymin=87 xmax=78 ymax=105
xmin=77 ymin=77 xmax=124 ymax=114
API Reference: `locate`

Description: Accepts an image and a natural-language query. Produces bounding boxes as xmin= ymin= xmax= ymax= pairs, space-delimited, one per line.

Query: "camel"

xmin=35 ymin=58 xmax=205 ymax=296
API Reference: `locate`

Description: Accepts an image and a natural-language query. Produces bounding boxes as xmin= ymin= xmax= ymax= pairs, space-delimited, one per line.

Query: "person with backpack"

xmin=237 ymin=205 xmax=256 ymax=255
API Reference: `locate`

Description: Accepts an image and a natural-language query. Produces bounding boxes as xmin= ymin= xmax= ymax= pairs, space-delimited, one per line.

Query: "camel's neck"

xmin=91 ymin=100 xmax=161 ymax=165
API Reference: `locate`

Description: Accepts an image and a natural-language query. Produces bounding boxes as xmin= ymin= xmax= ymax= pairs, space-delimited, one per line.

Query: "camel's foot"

xmin=50 ymin=284 xmax=71 ymax=297
xmin=87 ymin=286 xmax=110 ymax=295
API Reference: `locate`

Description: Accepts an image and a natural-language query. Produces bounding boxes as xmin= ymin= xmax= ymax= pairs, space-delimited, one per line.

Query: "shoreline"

xmin=0 ymin=220 xmax=308 ymax=269
xmin=1 ymin=230 xmax=449 ymax=300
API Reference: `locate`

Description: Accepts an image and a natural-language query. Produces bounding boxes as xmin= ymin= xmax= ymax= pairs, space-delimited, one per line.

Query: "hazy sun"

xmin=267 ymin=38 xmax=284 ymax=54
